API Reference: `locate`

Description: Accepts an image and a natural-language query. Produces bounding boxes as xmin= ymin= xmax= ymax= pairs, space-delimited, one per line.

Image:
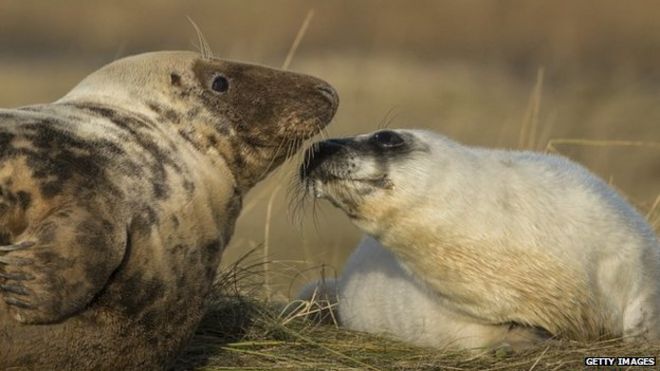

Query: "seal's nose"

xmin=315 ymin=84 xmax=339 ymax=111
xmin=299 ymin=139 xmax=345 ymax=181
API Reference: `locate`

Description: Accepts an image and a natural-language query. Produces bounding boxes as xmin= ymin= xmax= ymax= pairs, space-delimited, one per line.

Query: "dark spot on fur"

xmin=84 ymin=262 xmax=111 ymax=289
xmin=14 ymin=353 xmax=37 ymax=365
xmin=226 ymin=189 xmax=242 ymax=222
xmin=201 ymin=240 xmax=221 ymax=280
xmin=36 ymin=221 xmax=57 ymax=242
xmin=177 ymin=129 xmax=199 ymax=149
xmin=163 ymin=109 xmax=181 ymax=124
xmin=204 ymin=240 xmax=220 ymax=255
xmin=148 ymin=102 xmax=182 ymax=124
xmin=55 ymin=209 xmax=72 ymax=219
xmin=0 ymin=231 xmax=11 ymax=245
xmin=41 ymin=182 xmax=63 ymax=198
xmin=132 ymin=206 xmax=159 ymax=232
xmin=116 ymin=272 xmax=164 ymax=318
xmin=118 ymin=272 xmax=143 ymax=315
xmin=140 ymin=279 xmax=165 ymax=308
xmin=76 ymin=219 xmax=115 ymax=249
xmin=153 ymin=181 xmax=170 ymax=200
xmin=0 ymin=187 xmax=16 ymax=204
xmin=67 ymin=103 xmax=195 ymax=200
xmin=228 ymin=139 xmax=247 ymax=169
xmin=170 ymin=215 xmax=180 ymax=228
xmin=171 ymin=244 xmax=185 ymax=255
xmin=205 ymin=265 xmax=215 ymax=281
xmin=176 ymin=274 xmax=186 ymax=290
xmin=186 ymin=107 xmax=201 ymax=120
xmin=0 ymin=132 xmax=15 ymax=156
xmin=170 ymin=73 xmax=181 ymax=86
xmin=16 ymin=191 xmax=31 ymax=210
xmin=140 ymin=308 xmax=162 ymax=332
xmin=183 ymin=179 xmax=195 ymax=194
xmin=35 ymin=250 xmax=73 ymax=269
xmin=147 ymin=103 xmax=163 ymax=114
xmin=5 ymin=119 xmax=125 ymax=200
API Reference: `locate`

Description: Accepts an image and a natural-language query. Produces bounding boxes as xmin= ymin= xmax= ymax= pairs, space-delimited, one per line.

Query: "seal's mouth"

xmin=304 ymin=173 xmax=393 ymax=197
xmin=297 ymin=137 xmax=394 ymax=196
xmin=298 ymin=139 xmax=344 ymax=180
xmin=291 ymin=135 xmax=398 ymax=223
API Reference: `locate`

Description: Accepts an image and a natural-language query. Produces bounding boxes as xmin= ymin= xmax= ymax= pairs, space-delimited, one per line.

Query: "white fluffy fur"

xmin=299 ymin=129 xmax=660 ymax=349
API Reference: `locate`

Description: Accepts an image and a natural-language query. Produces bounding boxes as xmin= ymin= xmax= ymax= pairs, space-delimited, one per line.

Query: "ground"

xmin=174 ymin=259 xmax=660 ymax=370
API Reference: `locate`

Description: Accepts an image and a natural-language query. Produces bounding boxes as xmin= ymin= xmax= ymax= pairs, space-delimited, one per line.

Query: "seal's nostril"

xmin=316 ymin=85 xmax=339 ymax=106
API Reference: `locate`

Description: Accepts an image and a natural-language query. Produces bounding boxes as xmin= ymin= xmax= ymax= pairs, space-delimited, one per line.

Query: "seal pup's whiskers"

xmin=377 ymin=106 xmax=400 ymax=130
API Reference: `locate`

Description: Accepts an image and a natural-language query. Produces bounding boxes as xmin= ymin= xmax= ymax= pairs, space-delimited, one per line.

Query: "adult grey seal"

xmin=298 ymin=129 xmax=660 ymax=349
xmin=0 ymin=50 xmax=338 ymax=369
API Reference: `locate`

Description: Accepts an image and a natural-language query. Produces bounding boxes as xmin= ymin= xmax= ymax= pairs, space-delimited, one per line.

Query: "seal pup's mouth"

xmin=298 ymin=138 xmax=393 ymax=202
xmin=306 ymin=174 xmax=393 ymax=200
xmin=291 ymin=130 xmax=409 ymax=220
xmin=297 ymin=132 xmax=403 ymax=192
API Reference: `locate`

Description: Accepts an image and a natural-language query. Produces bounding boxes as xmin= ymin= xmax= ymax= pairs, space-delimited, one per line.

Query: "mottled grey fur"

xmin=0 ymin=51 xmax=337 ymax=370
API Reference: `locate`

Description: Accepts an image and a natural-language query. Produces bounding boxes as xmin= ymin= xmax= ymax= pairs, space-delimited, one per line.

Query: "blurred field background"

xmin=1 ymin=1 xmax=659 ymax=368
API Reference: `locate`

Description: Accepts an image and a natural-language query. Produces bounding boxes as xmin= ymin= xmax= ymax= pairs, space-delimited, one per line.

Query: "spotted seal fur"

xmin=0 ymin=51 xmax=337 ymax=369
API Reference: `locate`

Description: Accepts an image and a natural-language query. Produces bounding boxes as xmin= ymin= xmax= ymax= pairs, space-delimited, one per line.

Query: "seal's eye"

xmin=211 ymin=76 xmax=229 ymax=93
xmin=371 ymin=130 xmax=404 ymax=148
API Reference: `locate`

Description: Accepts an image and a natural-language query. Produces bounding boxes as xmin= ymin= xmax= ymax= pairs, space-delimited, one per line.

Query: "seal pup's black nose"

xmin=299 ymin=139 xmax=345 ymax=180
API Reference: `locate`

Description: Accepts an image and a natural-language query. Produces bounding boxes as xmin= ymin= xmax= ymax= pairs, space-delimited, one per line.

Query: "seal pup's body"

xmin=298 ymin=129 xmax=660 ymax=349
xmin=0 ymin=51 xmax=337 ymax=369
xmin=300 ymin=236 xmax=546 ymax=349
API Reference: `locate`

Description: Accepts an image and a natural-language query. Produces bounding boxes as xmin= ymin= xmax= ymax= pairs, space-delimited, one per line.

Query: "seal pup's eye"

xmin=371 ymin=130 xmax=404 ymax=148
xmin=211 ymin=75 xmax=229 ymax=93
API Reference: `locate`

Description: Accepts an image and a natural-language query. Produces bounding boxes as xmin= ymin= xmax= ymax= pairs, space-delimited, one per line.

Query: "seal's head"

xmin=299 ymin=129 xmax=462 ymax=234
xmin=60 ymin=51 xmax=338 ymax=191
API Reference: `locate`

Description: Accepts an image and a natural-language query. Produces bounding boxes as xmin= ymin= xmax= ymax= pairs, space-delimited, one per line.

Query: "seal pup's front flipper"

xmin=0 ymin=205 xmax=126 ymax=324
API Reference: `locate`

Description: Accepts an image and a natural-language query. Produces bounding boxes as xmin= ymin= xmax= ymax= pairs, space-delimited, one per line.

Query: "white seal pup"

xmin=297 ymin=129 xmax=660 ymax=349
xmin=0 ymin=51 xmax=338 ymax=370
xmin=299 ymin=236 xmax=547 ymax=349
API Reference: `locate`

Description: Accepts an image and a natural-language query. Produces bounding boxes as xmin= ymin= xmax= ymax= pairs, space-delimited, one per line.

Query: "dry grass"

xmin=1 ymin=1 xmax=660 ymax=369
xmin=175 ymin=257 xmax=660 ymax=370
xmin=178 ymin=307 xmax=659 ymax=371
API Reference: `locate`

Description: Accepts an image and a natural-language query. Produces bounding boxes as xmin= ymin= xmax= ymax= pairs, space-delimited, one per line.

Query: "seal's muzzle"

xmin=299 ymin=138 xmax=349 ymax=180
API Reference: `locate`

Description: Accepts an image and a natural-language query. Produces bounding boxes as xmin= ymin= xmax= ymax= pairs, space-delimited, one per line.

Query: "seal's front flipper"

xmin=0 ymin=209 xmax=126 ymax=324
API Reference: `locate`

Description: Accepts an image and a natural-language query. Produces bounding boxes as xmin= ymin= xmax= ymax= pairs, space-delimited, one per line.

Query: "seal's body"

xmin=299 ymin=236 xmax=547 ymax=349
xmin=0 ymin=51 xmax=337 ymax=369
xmin=299 ymin=129 xmax=660 ymax=349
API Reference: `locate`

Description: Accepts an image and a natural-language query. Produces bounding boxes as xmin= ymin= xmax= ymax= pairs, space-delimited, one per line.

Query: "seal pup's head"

xmin=59 ymin=51 xmax=338 ymax=191
xmin=298 ymin=129 xmax=465 ymax=235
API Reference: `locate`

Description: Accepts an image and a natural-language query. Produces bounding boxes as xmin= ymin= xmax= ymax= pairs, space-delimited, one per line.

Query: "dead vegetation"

xmin=175 ymin=254 xmax=660 ymax=370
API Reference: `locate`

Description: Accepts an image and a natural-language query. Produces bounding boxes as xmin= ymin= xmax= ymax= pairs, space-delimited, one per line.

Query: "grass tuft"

xmin=175 ymin=261 xmax=660 ymax=370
